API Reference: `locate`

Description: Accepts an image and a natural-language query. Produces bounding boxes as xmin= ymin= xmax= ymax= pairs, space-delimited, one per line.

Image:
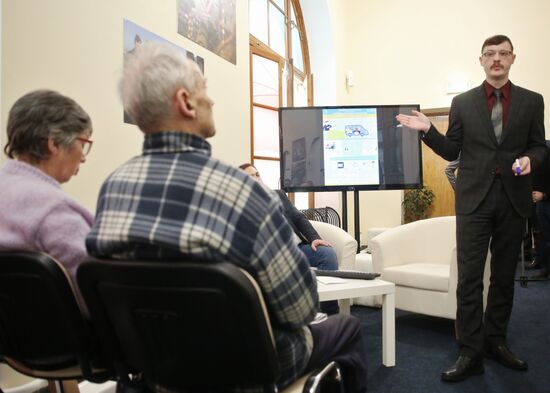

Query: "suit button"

xmin=490 ymin=169 xmax=495 ymax=175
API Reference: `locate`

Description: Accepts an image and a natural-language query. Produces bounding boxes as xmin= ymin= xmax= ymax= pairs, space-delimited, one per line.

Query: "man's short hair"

xmin=481 ymin=35 xmax=514 ymax=53
xmin=120 ymin=41 xmax=200 ymax=132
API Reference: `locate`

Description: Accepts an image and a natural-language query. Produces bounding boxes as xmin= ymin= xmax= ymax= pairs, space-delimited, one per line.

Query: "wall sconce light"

xmin=346 ymin=71 xmax=354 ymax=88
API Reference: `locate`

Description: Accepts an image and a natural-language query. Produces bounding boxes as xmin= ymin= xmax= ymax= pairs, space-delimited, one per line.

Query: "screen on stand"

xmin=279 ymin=104 xmax=423 ymax=192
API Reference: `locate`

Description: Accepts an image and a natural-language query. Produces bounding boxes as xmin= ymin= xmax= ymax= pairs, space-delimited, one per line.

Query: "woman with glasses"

xmin=0 ymin=89 xmax=94 ymax=290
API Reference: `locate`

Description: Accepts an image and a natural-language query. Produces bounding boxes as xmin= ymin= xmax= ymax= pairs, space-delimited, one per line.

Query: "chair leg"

xmin=48 ymin=380 xmax=80 ymax=393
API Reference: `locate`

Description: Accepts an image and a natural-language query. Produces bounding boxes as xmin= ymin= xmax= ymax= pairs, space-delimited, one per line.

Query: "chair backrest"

xmin=77 ymin=259 xmax=281 ymax=392
xmin=300 ymin=207 xmax=341 ymax=228
xmin=0 ymin=251 xmax=110 ymax=382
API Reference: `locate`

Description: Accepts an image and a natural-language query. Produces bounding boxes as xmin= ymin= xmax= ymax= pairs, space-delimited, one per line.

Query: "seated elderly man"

xmin=239 ymin=163 xmax=339 ymax=314
xmin=86 ymin=42 xmax=367 ymax=392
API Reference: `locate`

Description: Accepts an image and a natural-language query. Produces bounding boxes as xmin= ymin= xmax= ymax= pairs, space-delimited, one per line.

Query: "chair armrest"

xmin=370 ymin=225 xmax=413 ymax=273
xmin=308 ymin=221 xmax=357 ymax=270
xmin=282 ymin=361 xmax=343 ymax=393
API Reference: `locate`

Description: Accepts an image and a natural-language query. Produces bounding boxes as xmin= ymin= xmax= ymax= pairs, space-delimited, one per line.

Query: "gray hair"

xmin=4 ymin=90 xmax=92 ymax=161
xmin=120 ymin=41 xmax=200 ymax=132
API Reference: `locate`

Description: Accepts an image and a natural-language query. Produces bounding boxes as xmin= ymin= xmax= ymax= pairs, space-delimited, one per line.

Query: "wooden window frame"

xmin=249 ymin=0 xmax=314 ymax=207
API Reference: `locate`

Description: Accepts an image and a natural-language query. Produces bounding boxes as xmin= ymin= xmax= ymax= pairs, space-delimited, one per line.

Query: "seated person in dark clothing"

xmin=240 ymin=163 xmax=339 ymax=314
xmin=531 ymin=142 xmax=550 ymax=280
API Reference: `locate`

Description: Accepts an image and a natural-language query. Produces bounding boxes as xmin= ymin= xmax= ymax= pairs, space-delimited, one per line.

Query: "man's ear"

xmin=174 ymin=88 xmax=196 ymax=118
xmin=47 ymin=138 xmax=60 ymax=156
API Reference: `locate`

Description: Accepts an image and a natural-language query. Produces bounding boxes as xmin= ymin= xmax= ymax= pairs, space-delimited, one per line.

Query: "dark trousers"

xmin=456 ymin=178 xmax=524 ymax=358
xmin=306 ymin=314 xmax=367 ymax=393
xmin=535 ymin=201 xmax=550 ymax=270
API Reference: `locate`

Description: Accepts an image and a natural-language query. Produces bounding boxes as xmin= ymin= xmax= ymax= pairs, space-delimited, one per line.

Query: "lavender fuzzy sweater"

xmin=0 ymin=160 xmax=93 ymax=283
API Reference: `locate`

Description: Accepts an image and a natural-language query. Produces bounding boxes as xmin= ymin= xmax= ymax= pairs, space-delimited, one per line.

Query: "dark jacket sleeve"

xmin=421 ymin=96 xmax=462 ymax=162
xmin=275 ymin=190 xmax=321 ymax=244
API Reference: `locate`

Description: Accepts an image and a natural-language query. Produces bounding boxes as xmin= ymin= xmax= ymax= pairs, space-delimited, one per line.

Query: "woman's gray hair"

xmin=120 ymin=41 xmax=200 ymax=132
xmin=4 ymin=90 xmax=92 ymax=161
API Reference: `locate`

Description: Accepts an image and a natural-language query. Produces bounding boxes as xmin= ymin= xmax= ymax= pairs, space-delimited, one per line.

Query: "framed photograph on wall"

xmin=177 ymin=0 xmax=236 ymax=64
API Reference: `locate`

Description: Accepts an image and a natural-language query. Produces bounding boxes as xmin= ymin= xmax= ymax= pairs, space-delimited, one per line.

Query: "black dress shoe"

xmin=485 ymin=344 xmax=528 ymax=370
xmin=441 ymin=355 xmax=484 ymax=382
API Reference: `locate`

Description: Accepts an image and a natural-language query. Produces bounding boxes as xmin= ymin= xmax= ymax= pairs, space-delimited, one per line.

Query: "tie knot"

xmin=494 ymin=89 xmax=502 ymax=99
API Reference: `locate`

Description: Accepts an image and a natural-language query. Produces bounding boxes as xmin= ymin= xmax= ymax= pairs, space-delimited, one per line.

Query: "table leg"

xmin=339 ymin=299 xmax=350 ymax=315
xmin=382 ymin=292 xmax=395 ymax=367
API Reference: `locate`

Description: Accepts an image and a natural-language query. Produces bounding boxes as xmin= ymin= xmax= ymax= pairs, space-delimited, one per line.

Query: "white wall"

xmin=339 ymin=0 xmax=550 ymax=113
xmin=300 ymin=0 xmax=336 ymax=107
xmin=1 ymin=0 xmax=250 ymax=211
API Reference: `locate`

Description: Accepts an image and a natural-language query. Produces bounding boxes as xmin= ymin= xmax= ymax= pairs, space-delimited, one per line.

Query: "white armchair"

xmin=370 ymin=216 xmax=490 ymax=320
xmin=0 ymin=364 xmax=47 ymax=393
xmin=309 ymin=220 xmax=357 ymax=270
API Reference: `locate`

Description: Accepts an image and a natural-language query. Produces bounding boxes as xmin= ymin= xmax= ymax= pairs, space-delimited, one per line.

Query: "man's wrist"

xmin=419 ymin=125 xmax=432 ymax=139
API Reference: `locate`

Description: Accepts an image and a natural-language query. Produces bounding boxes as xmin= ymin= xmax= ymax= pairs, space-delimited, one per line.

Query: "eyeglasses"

xmin=482 ymin=50 xmax=513 ymax=59
xmin=251 ymin=171 xmax=261 ymax=178
xmin=76 ymin=137 xmax=93 ymax=156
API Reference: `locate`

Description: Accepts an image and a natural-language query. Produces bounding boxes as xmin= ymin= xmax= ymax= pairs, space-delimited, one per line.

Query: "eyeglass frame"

xmin=481 ymin=50 xmax=514 ymax=59
xmin=75 ymin=137 xmax=93 ymax=156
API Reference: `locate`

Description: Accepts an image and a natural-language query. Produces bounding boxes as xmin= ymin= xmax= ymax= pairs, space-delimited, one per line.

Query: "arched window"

xmin=249 ymin=0 xmax=312 ymax=207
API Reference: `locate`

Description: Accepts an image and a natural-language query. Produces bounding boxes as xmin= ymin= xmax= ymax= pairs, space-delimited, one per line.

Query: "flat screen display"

xmin=279 ymin=105 xmax=423 ymax=192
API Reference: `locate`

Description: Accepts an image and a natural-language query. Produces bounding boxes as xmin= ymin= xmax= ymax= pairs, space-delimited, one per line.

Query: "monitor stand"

xmin=341 ymin=189 xmax=361 ymax=253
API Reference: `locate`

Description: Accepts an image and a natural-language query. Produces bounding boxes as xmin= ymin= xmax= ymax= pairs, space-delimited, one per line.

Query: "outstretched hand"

xmin=396 ymin=110 xmax=431 ymax=132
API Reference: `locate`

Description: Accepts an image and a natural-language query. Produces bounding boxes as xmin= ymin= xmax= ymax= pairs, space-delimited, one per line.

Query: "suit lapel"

xmin=472 ymin=85 xmax=498 ymax=145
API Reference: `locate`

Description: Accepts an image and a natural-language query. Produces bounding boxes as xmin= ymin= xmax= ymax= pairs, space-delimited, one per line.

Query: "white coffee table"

xmin=317 ymin=278 xmax=395 ymax=367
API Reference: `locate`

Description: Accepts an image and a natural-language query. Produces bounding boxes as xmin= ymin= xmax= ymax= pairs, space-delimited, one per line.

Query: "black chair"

xmin=0 ymin=251 xmax=112 ymax=393
xmin=77 ymin=259 xmax=344 ymax=393
xmin=300 ymin=207 xmax=341 ymax=228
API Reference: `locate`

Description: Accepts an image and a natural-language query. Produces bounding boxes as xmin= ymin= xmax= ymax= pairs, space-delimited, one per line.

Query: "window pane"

xmin=282 ymin=62 xmax=288 ymax=107
xmin=291 ymin=24 xmax=304 ymax=72
xmin=271 ymin=0 xmax=285 ymax=11
xmin=293 ymin=75 xmax=308 ymax=107
xmin=269 ymin=3 xmax=286 ymax=57
xmin=290 ymin=2 xmax=296 ymax=23
xmin=294 ymin=192 xmax=309 ymax=210
xmin=254 ymin=159 xmax=281 ymax=190
xmin=253 ymin=106 xmax=280 ymax=158
xmin=249 ymin=0 xmax=268 ymax=43
xmin=252 ymin=54 xmax=279 ymax=108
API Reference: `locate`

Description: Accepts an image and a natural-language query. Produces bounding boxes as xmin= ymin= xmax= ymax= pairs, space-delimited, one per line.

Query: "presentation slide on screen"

xmin=322 ymin=108 xmax=380 ymax=186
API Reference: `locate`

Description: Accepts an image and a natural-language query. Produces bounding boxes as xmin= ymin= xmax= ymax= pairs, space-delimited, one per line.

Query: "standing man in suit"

xmin=396 ymin=35 xmax=546 ymax=382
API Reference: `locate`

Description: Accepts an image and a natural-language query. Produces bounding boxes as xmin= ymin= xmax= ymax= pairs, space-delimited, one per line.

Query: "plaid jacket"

xmin=86 ymin=131 xmax=318 ymax=390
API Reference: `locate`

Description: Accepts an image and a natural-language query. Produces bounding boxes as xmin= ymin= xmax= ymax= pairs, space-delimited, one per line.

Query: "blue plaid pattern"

xmin=86 ymin=132 xmax=318 ymax=389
